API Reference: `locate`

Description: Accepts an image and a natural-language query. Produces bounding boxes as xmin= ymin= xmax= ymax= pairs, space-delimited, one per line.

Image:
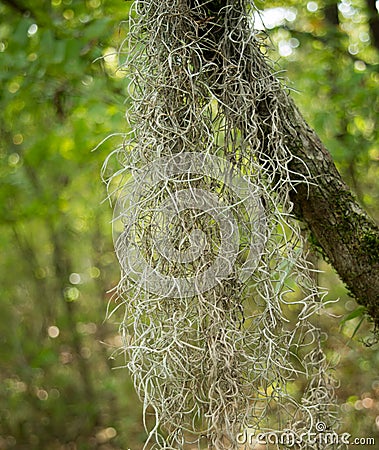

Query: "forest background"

xmin=0 ymin=0 xmax=378 ymax=449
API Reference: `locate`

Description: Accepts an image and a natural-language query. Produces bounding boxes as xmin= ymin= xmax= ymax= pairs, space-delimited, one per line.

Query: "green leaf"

xmin=340 ymin=306 xmax=366 ymax=326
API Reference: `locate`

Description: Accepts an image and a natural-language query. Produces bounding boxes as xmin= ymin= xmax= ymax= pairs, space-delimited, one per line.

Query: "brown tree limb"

xmin=1 ymin=0 xmax=29 ymax=15
xmin=366 ymin=0 xmax=379 ymax=51
xmin=195 ymin=1 xmax=379 ymax=328
xmin=2 ymin=0 xmax=51 ymax=29
xmin=279 ymin=2 xmax=379 ymax=327
xmin=286 ymin=102 xmax=379 ymax=329
xmin=324 ymin=2 xmax=339 ymax=26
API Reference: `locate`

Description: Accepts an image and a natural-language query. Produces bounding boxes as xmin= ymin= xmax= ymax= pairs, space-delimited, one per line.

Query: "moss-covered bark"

xmin=195 ymin=0 xmax=379 ymax=328
xmin=287 ymin=102 xmax=379 ymax=328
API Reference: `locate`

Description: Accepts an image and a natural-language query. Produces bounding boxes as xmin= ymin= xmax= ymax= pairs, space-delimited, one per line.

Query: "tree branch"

xmin=286 ymin=101 xmax=379 ymax=328
xmin=366 ymin=0 xmax=379 ymax=51
xmin=324 ymin=3 xmax=339 ymax=26
xmin=197 ymin=1 xmax=379 ymax=328
xmin=1 ymin=0 xmax=29 ymax=15
xmin=2 ymin=0 xmax=51 ymax=29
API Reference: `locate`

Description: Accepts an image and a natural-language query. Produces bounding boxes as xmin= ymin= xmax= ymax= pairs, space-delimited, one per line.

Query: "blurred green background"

xmin=0 ymin=0 xmax=378 ymax=449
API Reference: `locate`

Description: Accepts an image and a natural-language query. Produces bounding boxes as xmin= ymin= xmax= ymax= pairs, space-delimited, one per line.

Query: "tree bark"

xmin=324 ymin=3 xmax=339 ymax=26
xmin=192 ymin=1 xmax=379 ymax=328
xmin=366 ymin=0 xmax=379 ymax=51
xmin=286 ymin=101 xmax=379 ymax=329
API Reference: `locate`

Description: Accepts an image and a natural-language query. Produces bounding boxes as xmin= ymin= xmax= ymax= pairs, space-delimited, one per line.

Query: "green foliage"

xmin=0 ymin=0 xmax=145 ymax=448
xmin=0 ymin=0 xmax=378 ymax=449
